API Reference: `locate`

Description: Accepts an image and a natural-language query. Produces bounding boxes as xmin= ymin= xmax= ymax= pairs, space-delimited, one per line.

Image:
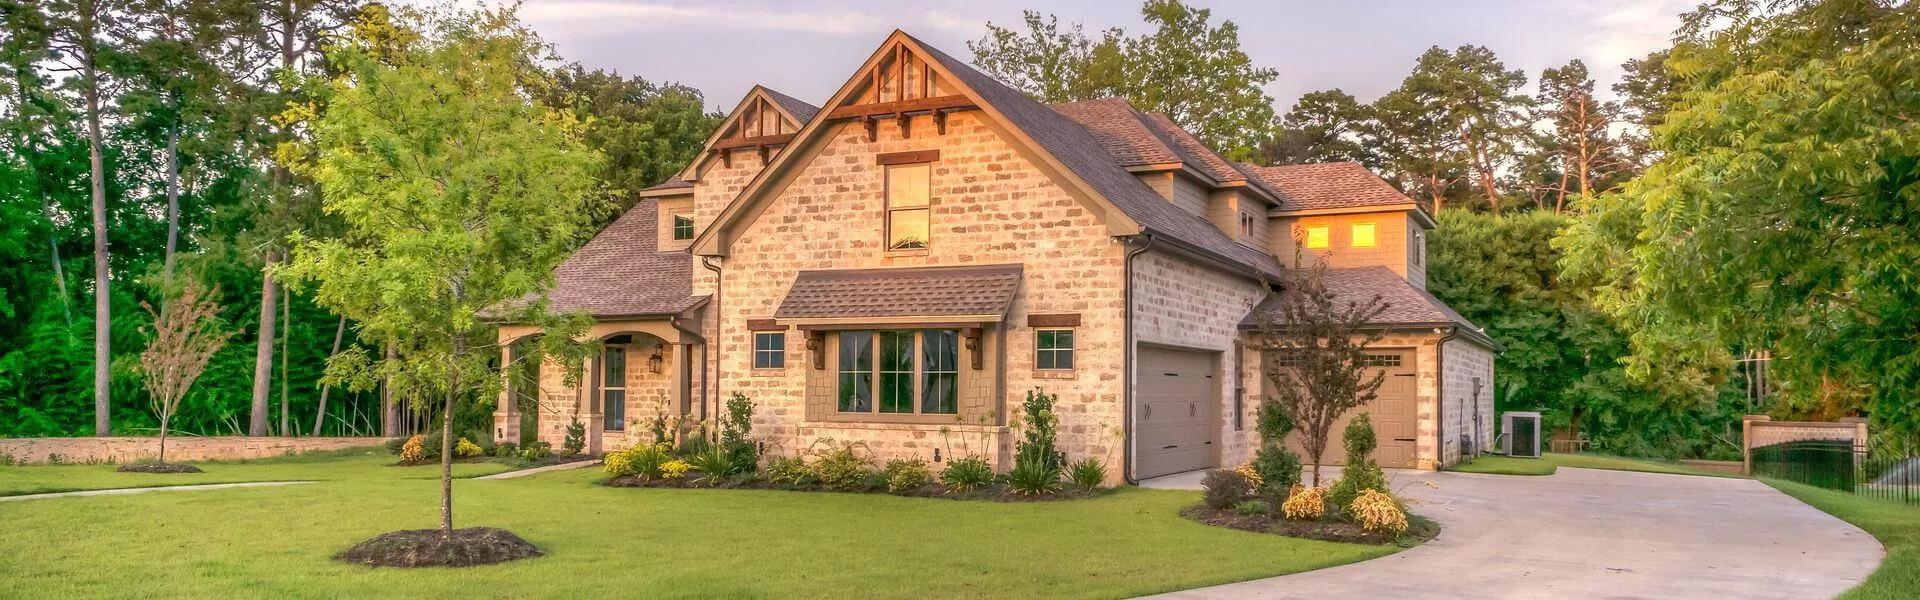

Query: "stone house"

xmin=492 ymin=31 xmax=1499 ymax=482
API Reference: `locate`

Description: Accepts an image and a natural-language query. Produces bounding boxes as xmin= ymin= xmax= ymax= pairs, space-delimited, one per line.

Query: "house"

xmin=491 ymin=31 xmax=1498 ymax=482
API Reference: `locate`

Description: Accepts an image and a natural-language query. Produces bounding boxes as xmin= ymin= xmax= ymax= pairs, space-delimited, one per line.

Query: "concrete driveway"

xmin=1147 ymin=467 xmax=1884 ymax=599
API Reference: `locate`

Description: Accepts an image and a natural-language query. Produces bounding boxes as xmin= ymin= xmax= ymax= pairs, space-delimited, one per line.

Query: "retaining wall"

xmin=0 ymin=436 xmax=388 ymax=465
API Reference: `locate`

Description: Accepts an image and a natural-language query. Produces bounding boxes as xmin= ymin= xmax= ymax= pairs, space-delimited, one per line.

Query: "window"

xmin=672 ymin=214 xmax=694 ymax=240
xmin=837 ymin=329 xmax=959 ymax=415
xmin=600 ymin=345 xmax=626 ymax=431
xmin=1412 ymin=230 xmax=1425 ymax=266
xmin=1036 ymin=329 xmax=1075 ymax=370
xmin=753 ymin=332 xmax=785 ymax=369
xmin=1238 ymin=212 xmax=1256 ymax=240
xmin=1304 ymin=225 xmax=1329 ymax=249
xmin=1351 ymin=222 xmax=1376 ymax=248
xmin=1360 ymin=353 xmax=1403 ymax=368
xmin=885 ymin=163 xmax=931 ymax=250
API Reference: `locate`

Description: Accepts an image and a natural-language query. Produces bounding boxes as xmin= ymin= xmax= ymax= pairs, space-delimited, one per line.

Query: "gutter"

xmin=700 ymin=257 xmax=725 ymax=423
xmin=1433 ymin=326 xmax=1459 ymax=469
xmin=1121 ymin=233 xmax=1156 ymax=485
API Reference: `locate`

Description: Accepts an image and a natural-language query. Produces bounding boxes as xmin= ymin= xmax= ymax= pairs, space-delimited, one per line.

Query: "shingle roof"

xmin=760 ymin=87 xmax=820 ymax=124
xmin=1246 ymin=162 xmax=1425 ymax=213
xmin=1241 ymin=266 xmax=1499 ymax=349
xmin=515 ymin=199 xmax=704 ymax=319
xmin=1051 ymin=99 xmax=1246 ymax=185
xmin=911 ymin=35 xmax=1284 ymax=280
xmin=775 ymin=264 xmax=1023 ymax=320
xmin=641 ymin=178 xmax=693 ymax=193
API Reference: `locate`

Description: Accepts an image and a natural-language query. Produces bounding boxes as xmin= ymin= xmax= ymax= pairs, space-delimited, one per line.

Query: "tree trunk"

xmin=249 ymin=252 xmax=279 ymax=436
xmin=441 ymin=332 xmax=464 ymax=537
xmin=382 ymin=344 xmax=399 ymax=437
xmin=87 ymin=85 xmax=110 ymax=437
xmin=162 ymin=126 xmax=181 ymax=285
xmin=279 ymin=285 xmax=290 ymax=436
xmin=40 ymin=195 xmax=71 ymax=325
xmin=312 ymin=314 xmax=346 ymax=436
xmin=157 ymin=412 xmax=170 ymax=464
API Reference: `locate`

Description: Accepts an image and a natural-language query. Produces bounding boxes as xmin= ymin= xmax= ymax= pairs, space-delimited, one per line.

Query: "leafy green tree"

xmin=281 ymin=5 xmax=601 ymax=535
xmin=1532 ymin=59 xmax=1628 ymax=212
xmin=1372 ymin=45 xmax=1528 ymax=214
xmin=1264 ymin=89 xmax=1377 ymax=168
xmin=969 ymin=0 xmax=1278 ymax=161
xmin=544 ymin=65 xmax=720 ymax=214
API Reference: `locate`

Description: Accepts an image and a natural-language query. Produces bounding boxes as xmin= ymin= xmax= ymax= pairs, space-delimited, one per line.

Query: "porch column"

xmin=583 ymin=361 xmax=603 ymax=455
xmin=671 ymin=342 xmax=690 ymax=419
xmin=494 ymin=344 xmax=516 ymax=445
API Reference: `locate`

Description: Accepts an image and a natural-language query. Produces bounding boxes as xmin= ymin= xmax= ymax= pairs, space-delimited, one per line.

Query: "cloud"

xmin=518 ymin=1 xmax=892 ymax=36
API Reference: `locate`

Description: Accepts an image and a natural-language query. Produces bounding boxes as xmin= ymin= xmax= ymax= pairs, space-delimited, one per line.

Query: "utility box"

xmin=1503 ymin=411 xmax=1542 ymax=458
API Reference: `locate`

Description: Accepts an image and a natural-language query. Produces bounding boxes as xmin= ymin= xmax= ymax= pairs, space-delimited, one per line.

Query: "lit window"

xmin=1036 ymin=329 xmax=1075 ymax=370
xmin=753 ymin=332 xmax=785 ymax=369
xmin=1305 ymin=226 xmax=1329 ymax=249
xmin=885 ymin=163 xmax=931 ymax=250
xmin=672 ymin=214 xmax=694 ymax=240
xmin=1352 ymin=222 xmax=1376 ymax=248
xmin=837 ymin=330 xmax=958 ymax=415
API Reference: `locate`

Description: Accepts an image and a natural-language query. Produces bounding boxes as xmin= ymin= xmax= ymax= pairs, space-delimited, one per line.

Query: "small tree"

xmin=1249 ymin=400 xmax=1302 ymax=494
xmin=137 ymin=278 xmax=234 ymax=465
xmin=1252 ymin=254 xmax=1388 ymax=486
xmin=1327 ymin=413 xmax=1389 ymax=512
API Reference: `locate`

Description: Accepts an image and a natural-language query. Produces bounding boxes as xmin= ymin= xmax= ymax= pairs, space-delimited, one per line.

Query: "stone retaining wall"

xmin=0 ymin=436 xmax=388 ymax=465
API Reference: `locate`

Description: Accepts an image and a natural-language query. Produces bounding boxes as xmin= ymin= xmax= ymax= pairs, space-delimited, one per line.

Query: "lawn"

xmin=1447 ymin=452 xmax=1736 ymax=478
xmin=0 ymin=448 xmax=512 ymax=496
xmin=0 ymin=454 xmax=1392 ymax=599
xmin=1767 ymin=480 xmax=1917 ymax=600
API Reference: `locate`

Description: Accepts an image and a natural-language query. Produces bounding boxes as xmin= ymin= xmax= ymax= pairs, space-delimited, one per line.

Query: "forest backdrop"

xmin=3 ymin=0 xmax=1914 ymax=461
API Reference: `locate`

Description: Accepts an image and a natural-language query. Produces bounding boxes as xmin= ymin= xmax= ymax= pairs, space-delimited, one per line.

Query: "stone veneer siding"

xmin=0 ymin=437 xmax=385 ymax=465
xmin=1131 ymin=250 xmax=1266 ymax=474
xmin=1440 ymin=338 xmax=1496 ymax=466
xmin=707 ymin=111 xmax=1127 ymax=475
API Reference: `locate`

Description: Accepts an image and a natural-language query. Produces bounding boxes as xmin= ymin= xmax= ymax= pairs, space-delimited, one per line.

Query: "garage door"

xmin=1279 ymin=349 xmax=1420 ymax=468
xmin=1135 ymin=346 xmax=1218 ymax=479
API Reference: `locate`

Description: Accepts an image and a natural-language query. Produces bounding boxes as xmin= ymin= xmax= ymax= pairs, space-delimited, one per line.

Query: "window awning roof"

xmin=774 ymin=264 xmax=1023 ymax=325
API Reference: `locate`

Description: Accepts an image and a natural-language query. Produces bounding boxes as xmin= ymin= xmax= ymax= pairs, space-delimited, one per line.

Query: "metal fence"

xmin=1749 ymin=439 xmax=1920 ymax=505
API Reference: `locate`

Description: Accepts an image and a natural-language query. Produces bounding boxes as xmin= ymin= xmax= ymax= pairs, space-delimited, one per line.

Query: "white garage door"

xmin=1135 ymin=346 xmax=1218 ymax=479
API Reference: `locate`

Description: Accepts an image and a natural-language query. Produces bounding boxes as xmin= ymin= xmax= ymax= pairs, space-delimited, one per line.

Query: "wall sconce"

xmin=647 ymin=344 xmax=665 ymax=374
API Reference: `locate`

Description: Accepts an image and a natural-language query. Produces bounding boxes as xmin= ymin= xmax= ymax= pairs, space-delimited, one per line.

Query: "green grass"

xmin=0 ymin=455 xmax=1392 ymax=598
xmin=1447 ymin=452 xmax=1736 ymax=478
xmin=1767 ymin=479 xmax=1918 ymax=599
xmin=0 ymin=448 xmax=512 ymax=496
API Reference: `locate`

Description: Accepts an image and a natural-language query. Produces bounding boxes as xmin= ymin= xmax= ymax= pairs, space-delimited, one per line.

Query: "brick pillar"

xmin=1742 ymin=415 xmax=1771 ymax=475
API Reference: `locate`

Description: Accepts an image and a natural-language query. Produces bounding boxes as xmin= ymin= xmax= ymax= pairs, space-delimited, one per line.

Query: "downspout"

xmin=1121 ymin=232 xmax=1156 ymax=485
xmin=700 ymin=257 xmax=725 ymax=424
xmin=1433 ymin=326 xmax=1459 ymax=469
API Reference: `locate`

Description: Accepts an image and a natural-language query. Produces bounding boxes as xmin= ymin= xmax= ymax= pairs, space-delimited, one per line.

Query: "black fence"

xmin=1750 ymin=439 xmax=1920 ymax=505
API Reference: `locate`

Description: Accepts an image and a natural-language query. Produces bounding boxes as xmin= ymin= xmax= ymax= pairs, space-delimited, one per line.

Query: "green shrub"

xmin=563 ymin=419 xmax=587 ymax=456
xmin=1201 ymin=468 xmax=1251 ymax=509
xmin=647 ymin=415 xmax=670 ymax=445
xmin=940 ymin=455 xmax=994 ymax=492
xmin=721 ymin=393 xmax=758 ymax=473
xmin=764 ymin=455 xmax=816 ymax=486
xmin=674 ymin=431 xmax=713 ymax=458
xmin=453 ymin=438 xmax=483 ymax=458
xmin=384 ymin=437 xmax=408 ymax=456
xmin=1251 ymin=402 xmax=1303 ymax=494
xmin=1013 ymin=388 xmax=1066 ymax=473
xmin=519 ymin=440 xmax=553 ymax=461
xmin=808 ymin=439 xmax=875 ymax=491
xmin=1327 ymin=414 xmax=1388 ymax=513
xmin=1006 ymin=460 xmax=1062 ymax=495
xmin=622 ymin=443 xmax=675 ymax=480
xmin=688 ymin=449 xmax=737 ymax=482
xmin=1234 ymin=499 xmax=1270 ymax=516
xmin=884 ymin=458 xmax=935 ymax=493
xmin=1067 ymin=457 xmax=1107 ymax=490
xmin=493 ymin=442 xmax=519 ymax=459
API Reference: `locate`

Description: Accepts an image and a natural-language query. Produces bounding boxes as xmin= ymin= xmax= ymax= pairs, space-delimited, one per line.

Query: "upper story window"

xmin=837 ymin=329 xmax=958 ymax=415
xmin=672 ymin=214 xmax=694 ymax=240
xmin=1238 ymin=212 xmax=1256 ymax=240
xmin=1351 ymin=222 xmax=1376 ymax=248
xmin=885 ymin=163 xmax=931 ymax=250
xmin=1304 ymin=226 xmax=1330 ymax=249
xmin=1412 ymin=229 xmax=1425 ymax=266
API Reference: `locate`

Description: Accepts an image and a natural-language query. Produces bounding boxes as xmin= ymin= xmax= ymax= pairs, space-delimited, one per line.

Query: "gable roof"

xmin=1247 ymin=162 xmax=1429 ymax=215
xmin=1242 ymin=266 xmax=1499 ymax=350
xmin=675 ymin=85 xmax=818 ymax=183
xmin=760 ymin=87 xmax=820 ymax=124
xmin=518 ymin=198 xmax=705 ymax=319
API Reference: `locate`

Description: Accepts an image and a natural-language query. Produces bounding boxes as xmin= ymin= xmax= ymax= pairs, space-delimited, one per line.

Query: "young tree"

xmin=281 ymin=5 xmax=601 ymax=543
xmin=1252 ymin=254 xmax=1389 ymax=486
xmin=137 ymin=277 xmax=233 ymax=465
xmin=966 ymin=11 xmax=1121 ymax=104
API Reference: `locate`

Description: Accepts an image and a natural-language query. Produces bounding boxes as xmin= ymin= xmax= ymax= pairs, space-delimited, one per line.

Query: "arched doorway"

xmin=593 ymin=331 xmax=674 ymax=452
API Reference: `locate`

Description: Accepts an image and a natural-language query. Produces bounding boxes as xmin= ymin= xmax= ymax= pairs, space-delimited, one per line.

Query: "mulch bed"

xmin=602 ymin=473 xmax=1104 ymax=502
xmin=334 ymin=527 xmax=541 ymax=568
xmin=392 ymin=455 xmax=596 ymax=469
xmin=116 ymin=463 xmax=204 ymax=474
xmin=1182 ymin=504 xmax=1441 ymax=546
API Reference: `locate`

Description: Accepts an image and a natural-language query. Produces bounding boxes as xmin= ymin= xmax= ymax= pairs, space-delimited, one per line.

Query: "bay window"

xmin=837 ymin=329 xmax=959 ymax=416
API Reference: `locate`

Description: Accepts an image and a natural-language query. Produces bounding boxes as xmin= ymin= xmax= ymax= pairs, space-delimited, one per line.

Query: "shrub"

xmin=661 ymin=458 xmax=693 ymax=480
xmin=563 ymin=419 xmax=587 ymax=456
xmin=1067 ymin=458 xmax=1107 ymax=490
xmin=1013 ymin=388 xmax=1066 ymax=473
xmin=1006 ymin=460 xmax=1062 ymax=495
xmin=1328 ymin=414 xmax=1388 ymax=512
xmin=385 ymin=437 xmax=408 ymax=456
xmin=647 ymin=415 xmax=670 ymax=445
xmin=493 ymin=442 xmax=519 ymax=459
xmin=1233 ymin=463 xmax=1264 ymax=488
xmin=674 ymin=430 xmax=713 ymax=458
xmin=1350 ymin=489 xmax=1408 ymax=534
xmin=1282 ymin=486 xmax=1327 ymax=521
xmin=453 ymin=438 xmax=483 ymax=459
xmin=940 ymin=455 xmax=994 ymax=492
xmin=764 ymin=455 xmax=816 ymax=486
xmin=399 ymin=435 xmax=427 ymax=463
xmin=1201 ymin=468 xmax=1251 ymax=509
xmin=809 ymin=439 xmax=875 ymax=491
xmin=688 ymin=449 xmax=736 ymax=481
xmin=519 ymin=440 xmax=553 ymax=461
xmin=603 ymin=448 xmax=638 ymax=477
xmin=1234 ymin=500 xmax=1269 ymax=516
xmin=721 ymin=393 xmax=758 ymax=473
xmin=1250 ymin=402 xmax=1303 ymax=494
xmin=625 ymin=443 xmax=674 ymax=480
xmin=884 ymin=458 xmax=934 ymax=494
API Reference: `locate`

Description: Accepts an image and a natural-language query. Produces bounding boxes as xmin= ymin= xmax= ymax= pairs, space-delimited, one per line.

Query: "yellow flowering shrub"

xmin=1350 ymin=489 xmax=1408 ymax=534
xmin=454 ymin=438 xmax=483 ymax=458
xmin=1233 ymin=464 xmax=1263 ymax=488
xmin=399 ymin=435 xmax=427 ymax=463
xmin=603 ymin=449 xmax=637 ymax=477
xmin=1282 ymin=486 xmax=1327 ymax=521
xmin=662 ymin=459 xmax=692 ymax=479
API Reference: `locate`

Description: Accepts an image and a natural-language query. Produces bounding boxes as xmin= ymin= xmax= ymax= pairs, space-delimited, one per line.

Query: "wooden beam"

xmin=710 ymin=133 xmax=797 ymax=151
xmin=824 ymin=95 xmax=976 ymax=120
xmin=876 ymin=150 xmax=940 ymax=165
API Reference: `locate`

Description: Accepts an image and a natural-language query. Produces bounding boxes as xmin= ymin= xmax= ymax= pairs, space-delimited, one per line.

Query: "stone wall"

xmin=1132 ymin=250 xmax=1265 ymax=474
xmin=0 ymin=436 xmax=385 ymax=465
xmin=1440 ymin=338 xmax=1497 ymax=467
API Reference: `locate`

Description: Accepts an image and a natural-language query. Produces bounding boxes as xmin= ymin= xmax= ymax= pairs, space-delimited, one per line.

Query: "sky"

xmin=501 ymin=0 xmax=1697 ymax=112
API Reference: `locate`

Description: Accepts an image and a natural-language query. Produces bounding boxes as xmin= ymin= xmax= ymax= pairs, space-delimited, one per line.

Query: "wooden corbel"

xmin=758 ymin=145 xmax=771 ymax=164
xmin=934 ymin=109 xmax=948 ymax=135
xmin=863 ymin=116 xmax=878 ymax=142
xmin=896 ymin=112 xmax=912 ymax=138
xmin=964 ymin=327 xmax=984 ymax=370
xmin=720 ymin=148 xmax=732 ymax=169
xmin=806 ymin=331 xmax=826 ymax=370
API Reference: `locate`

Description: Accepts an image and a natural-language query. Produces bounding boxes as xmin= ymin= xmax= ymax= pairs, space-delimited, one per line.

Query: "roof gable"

xmin=675 ymin=85 xmax=819 ymax=182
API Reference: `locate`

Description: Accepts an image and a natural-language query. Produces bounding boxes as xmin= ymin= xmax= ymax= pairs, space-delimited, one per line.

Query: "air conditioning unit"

xmin=1503 ymin=411 xmax=1542 ymax=458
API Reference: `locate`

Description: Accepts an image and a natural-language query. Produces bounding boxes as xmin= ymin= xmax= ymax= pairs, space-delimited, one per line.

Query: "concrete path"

xmin=473 ymin=459 xmax=601 ymax=480
xmin=1145 ymin=467 xmax=1884 ymax=600
xmin=0 ymin=481 xmax=312 ymax=502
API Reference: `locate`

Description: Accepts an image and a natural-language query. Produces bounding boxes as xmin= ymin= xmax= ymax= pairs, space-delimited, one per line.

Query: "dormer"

xmin=1245 ymin=162 xmax=1436 ymax=290
xmin=639 ymin=85 xmax=819 ymax=251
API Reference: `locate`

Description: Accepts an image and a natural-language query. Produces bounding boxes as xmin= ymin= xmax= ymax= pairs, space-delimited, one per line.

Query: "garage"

xmin=1134 ymin=346 xmax=1219 ymax=479
xmin=1279 ymin=348 xmax=1420 ymax=468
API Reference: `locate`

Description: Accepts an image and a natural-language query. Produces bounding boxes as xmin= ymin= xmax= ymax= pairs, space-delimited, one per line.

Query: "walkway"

xmin=0 ymin=481 xmax=313 ymax=502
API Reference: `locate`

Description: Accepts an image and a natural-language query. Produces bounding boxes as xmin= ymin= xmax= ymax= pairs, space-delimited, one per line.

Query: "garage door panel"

xmin=1135 ymin=347 xmax=1218 ymax=480
xmin=1276 ymin=349 xmax=1418 ymax=469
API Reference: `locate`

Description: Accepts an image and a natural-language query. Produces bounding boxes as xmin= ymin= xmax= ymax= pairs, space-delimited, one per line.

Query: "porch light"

xmin=647 ymin=344 xmax=665 ymax=374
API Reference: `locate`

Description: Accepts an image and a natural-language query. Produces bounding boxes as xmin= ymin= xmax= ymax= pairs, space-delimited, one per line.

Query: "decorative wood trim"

xmin=1027 ymin=313 xmax=1082 ymax=328
xmin=711 ymin=133 xmax=796 ymax=151
xmin=795 ymin=320 xmax=998 ymax=332
xmin=965 ymin=327 xmax=984 ymax=370
xmin=805 ymin=331 xmax=825 ymax=370
xmin=876 ymin=150 xmax=940 ymax=166
xmin=825 ymin=95 xmax=976 ymax=120
xmin=745 ymin=319 xmax=786 ymax=331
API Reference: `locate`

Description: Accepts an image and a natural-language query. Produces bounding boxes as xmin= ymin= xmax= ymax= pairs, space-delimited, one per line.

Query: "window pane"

xmin=1036 ymin=329 xmax=1074 ymax=370
xmin=754 ymin=333 xmax=785 ymax=369
xmin=879 ymin=331 xmax=915 ymax=413
xmin=887 ymin=164 xmax=930 ymax=208
xmin=838 ymin=332 xmax=873 ymax=412
xmin=1305 ymin=226 xmax=1329 ymax=249
xmin=604 ymin=390 xmax=625 ymax=430
xmin=1352 ymin=222 xmax=1376 ymax=247
xmin=602 ymin=347 xmax=624 ymax=386
xmin=673 ymin=214 xmax=694 ymax=240
xmin=923 ymin=330 xmax=958 ymax=414
xmin=888 ymin=209 xmax=928 ymax=250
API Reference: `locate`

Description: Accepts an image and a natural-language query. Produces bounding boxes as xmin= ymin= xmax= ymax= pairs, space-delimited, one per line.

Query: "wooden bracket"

xmin=896 ymin=112 xmax=912 ymax=138
xmin=758 ymin=145 xmax=771 ymax=164
xmin=720 ymin=148 xmax=732 ymax=169
xmin=964 ymin=327 xmax=984 ymax=370
xmin=934 ymin=109 xmax=948 ymax=135
xmin=806 ymin=331 xmax=826 ymax=370
xmin=863 ymin=116 xmax=878 ymax=142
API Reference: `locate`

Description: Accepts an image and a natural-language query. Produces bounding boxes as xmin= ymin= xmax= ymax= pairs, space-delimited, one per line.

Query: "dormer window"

xmin=885 ymin=163 xmax=931 ymax=250
xmin=672 ymin=214 xmax=694 ymax=240
xmin=1305 ymin=226 xmax=1330 ymax=249
xmin=1238 ymin=212 xmax=1256 ymax=240
xmin=1351 ymin=222 xmax=1376 ymax=248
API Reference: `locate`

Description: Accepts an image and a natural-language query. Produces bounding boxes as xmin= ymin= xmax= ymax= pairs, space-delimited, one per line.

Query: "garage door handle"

xmin=1189 ymin=404 xmax=1196 ymax=417
xmin=1394 ymin=438 xmax=1415 ymax=442
xmin=1144 ymin=406 xmax=1151 ymax=418
xmin=1163 ymin=445 xmax=1178 ymax=450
